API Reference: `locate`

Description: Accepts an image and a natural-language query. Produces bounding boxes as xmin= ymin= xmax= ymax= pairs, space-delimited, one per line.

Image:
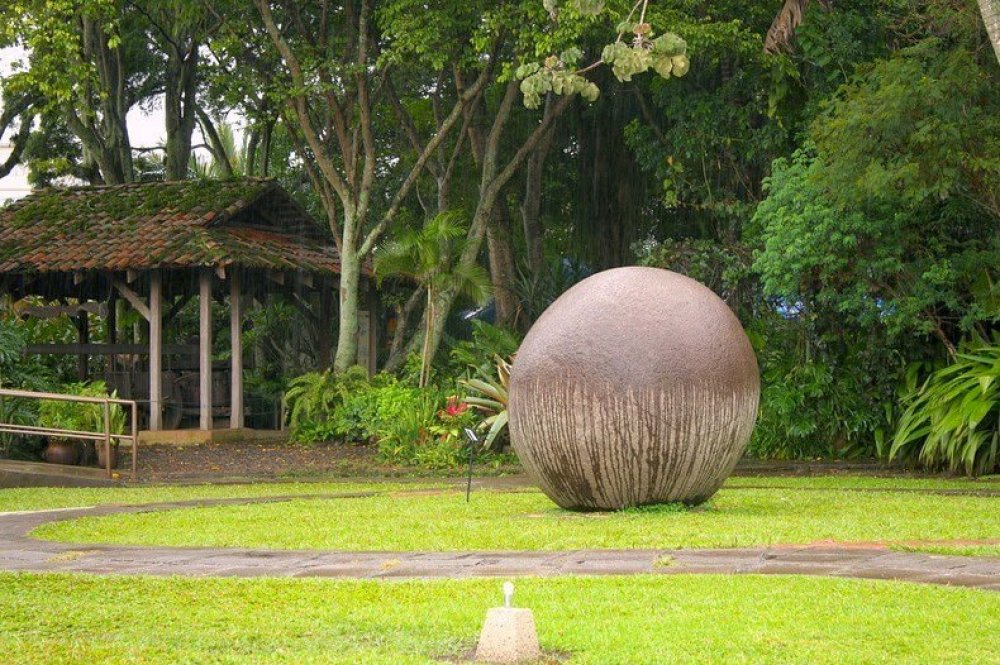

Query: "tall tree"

xmin=222 ymin=0 xmax=497 ymax=371
xmin=0 ymin=0 xmax=158 ymax=184
xmin=131 ymin=0 xmax=215 ymax=180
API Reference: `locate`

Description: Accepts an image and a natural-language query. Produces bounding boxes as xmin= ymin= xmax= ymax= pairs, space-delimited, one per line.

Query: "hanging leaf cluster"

xmin=603 ymin=28 xmax=689 ymax=81
xmin=517 ymin=2 xmax=690 ymax=109
xmin=515 ymin=47 xmax=600 ymax=109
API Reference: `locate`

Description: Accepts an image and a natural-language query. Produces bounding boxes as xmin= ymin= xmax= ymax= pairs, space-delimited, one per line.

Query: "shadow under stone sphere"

xmin=508 ymin=267 xmax=759 ymax=510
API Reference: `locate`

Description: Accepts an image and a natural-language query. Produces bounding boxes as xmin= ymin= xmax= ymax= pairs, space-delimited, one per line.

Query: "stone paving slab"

xmin=0 ymin=497 xmax=996 ymax=590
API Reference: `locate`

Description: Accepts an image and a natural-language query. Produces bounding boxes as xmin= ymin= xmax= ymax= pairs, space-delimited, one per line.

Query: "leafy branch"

xmin=517 ymin=0 xmax=690 ymax=108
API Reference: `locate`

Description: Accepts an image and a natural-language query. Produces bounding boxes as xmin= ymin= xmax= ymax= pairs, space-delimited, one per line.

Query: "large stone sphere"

xmin=508 ymin=267 xmax=759 ymax=510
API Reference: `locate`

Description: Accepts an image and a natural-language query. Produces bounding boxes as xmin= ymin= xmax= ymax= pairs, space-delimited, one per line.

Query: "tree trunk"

xmin=487 ymin=200 xmax=520 ymax=328
xmin=980 ymin=0 xmax=1000 ymax=64
xmin=319 ymin=211 xmax=371 ymax=377
xmin=71 ymin=15 xmax=133 ymax=184
xmin=164 ymin=44 xmax=200 ymax=180
xmin=520 ymin=97 xmax=557 ymax=276
xmin=333 ymin=224 xmax=362 ymax=372
xmin=417 ymin=94 xmax=573 ymax=364
xmin=420 ymin=289 xmax=435 ymax=387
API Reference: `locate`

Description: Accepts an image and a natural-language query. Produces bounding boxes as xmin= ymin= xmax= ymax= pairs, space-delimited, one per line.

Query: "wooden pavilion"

xmin=0 ymin=177 xmax=377 ymax=439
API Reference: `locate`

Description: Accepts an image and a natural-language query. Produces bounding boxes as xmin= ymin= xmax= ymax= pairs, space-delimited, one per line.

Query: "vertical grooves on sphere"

xmin=510 ymin=378 xmax=758 ymax=510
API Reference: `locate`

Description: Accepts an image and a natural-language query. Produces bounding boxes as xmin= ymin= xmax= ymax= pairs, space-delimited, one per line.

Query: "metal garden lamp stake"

xmin=463 ymin=427 xmax=479 ymax=502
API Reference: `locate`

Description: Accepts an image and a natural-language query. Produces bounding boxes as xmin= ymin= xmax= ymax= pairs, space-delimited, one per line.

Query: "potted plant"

xmin=37 ymin=381 xmax=126 ymax=467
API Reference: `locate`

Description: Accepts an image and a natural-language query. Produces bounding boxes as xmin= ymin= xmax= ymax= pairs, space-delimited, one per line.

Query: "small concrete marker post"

xmin=475 ymin=581 xmax=541 ymax=664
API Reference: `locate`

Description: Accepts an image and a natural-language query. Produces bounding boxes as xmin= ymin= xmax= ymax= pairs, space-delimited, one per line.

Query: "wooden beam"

xmin=107 ymin=292 xmax=117 ymax=375
xmin=199 ymin=269 xmax=213 ymax=431
xmin=215 ymin=265 xmax=226 ymax=281
xmin=125 ymin=269 xmax=139 ymax=284
xmin=112 ymin=279 xmax=150 ymax=321
xmin=163 ymin=294 xmax=193 ymax=325
xmin=21 ymin=303 xmax=107 ymax=319
xmin=290 ymin=292 xmax=320 ymax=327
xmin=149 ymin=270 xmax=163 ymax=431
xmin=24 ymin=343 xmax=198 ymax=356
xmin=230 ymin=271 xmax=244 ymax=429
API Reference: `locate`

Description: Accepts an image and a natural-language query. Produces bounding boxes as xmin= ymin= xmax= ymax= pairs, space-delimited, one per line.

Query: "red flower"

xmin=442 ymin=396 xmax=468 ymax=418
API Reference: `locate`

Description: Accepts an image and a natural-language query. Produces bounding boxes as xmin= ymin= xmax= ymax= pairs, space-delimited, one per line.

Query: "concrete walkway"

xmin=1 ymin=494 xmax=998 ymax=591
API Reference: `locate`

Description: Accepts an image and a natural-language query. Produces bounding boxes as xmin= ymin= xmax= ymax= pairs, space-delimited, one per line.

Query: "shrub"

xmin=372 ymin=387 xmax=476 ymax=469
xmin=282 ymin=366 xmax=370 ymax=443
xmin=888 ymin=341 xmax=999 ymax=476
xmin=745 ymin=313 xmax=896 ymax=460
xmin=36 ymin=381 xmax=126 ymax=437
xmin=331 ymin=376 xmax=423 ymax=443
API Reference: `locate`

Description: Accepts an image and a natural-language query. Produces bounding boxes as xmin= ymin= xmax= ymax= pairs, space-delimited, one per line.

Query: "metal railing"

xmin=0 ymin=388 xmax=138 ymax=479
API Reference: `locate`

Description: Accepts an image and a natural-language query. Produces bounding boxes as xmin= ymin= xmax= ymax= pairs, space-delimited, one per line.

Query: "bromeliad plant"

xmin=461 ymin=356 xmax=511 ymax=451
xmin=888 ymin=341 xmax=1000 ymax=476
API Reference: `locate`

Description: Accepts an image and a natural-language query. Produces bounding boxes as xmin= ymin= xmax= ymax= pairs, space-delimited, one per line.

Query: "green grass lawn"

xmin=0 ymin=480 xmax=441 ymax=513
xmin=2 ymin=473 xmax=994 ymax=514
xmin=33 ymin=485 xmax=1000 ymax=555
xmin=1 ymin=573 xmax=996 ymax=664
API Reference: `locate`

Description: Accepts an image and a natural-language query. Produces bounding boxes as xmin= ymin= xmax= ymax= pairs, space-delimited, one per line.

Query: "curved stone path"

xmin=1 ymin=492 xmax=998 ymax=591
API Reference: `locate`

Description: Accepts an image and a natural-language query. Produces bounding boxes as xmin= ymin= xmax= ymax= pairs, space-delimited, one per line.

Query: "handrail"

xmin=0 ymin=388 xmax=138 ymax=480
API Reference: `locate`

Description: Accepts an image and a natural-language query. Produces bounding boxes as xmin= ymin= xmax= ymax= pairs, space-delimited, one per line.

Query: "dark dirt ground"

xmin=9 ymin=433 xmax=976 ymax=485
xmin=108 ymin=440 xmax=966 ymax=485
xmin=119 ymin=441 xmax=519 ymax=484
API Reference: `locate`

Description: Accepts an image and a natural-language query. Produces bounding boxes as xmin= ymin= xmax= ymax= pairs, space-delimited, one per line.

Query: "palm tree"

xmin=189 ymin=118 xmax=248 ymax=179
xmin=375 ymin=211 xmax=492 ymax=387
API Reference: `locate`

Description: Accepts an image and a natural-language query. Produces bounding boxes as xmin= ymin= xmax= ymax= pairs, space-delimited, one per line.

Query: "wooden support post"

xmin=230 ymin=271 xmax=244 ymax=429
xmin=149 ymin=270 xmax=163 ymax=431
xmin=76 ymin=309 xmax=89 ymax=381
xmin=199 ymin=269 xmax=213 ymax=431
xmin=107 ymin=293 xmax=117 ymax=376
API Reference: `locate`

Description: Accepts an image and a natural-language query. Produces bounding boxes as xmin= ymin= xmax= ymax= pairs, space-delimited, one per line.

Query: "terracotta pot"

xmin=96 ymin=442 xmax=119 ymax=469
xmin=44 ymin=440 xmax=80 ymax=465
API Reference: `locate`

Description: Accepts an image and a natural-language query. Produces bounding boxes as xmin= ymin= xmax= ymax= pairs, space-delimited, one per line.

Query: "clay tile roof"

xmin=0 ymin=177 xmax=356 ymax=275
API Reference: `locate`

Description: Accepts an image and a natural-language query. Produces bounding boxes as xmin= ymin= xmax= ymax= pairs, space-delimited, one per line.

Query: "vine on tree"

xmin=517 ymin=0 xmax=689 ymax=108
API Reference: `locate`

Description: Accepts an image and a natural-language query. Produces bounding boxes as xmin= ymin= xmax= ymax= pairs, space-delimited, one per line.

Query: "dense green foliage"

xmin=632 ymin=0 xmax=998 ymax=469
xmin=2 ymin=0 xmax=998 ymax=472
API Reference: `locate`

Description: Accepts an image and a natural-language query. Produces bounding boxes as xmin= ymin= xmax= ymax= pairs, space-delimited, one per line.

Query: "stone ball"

xmin=508 ymin=267 xmax=759 ymax=510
